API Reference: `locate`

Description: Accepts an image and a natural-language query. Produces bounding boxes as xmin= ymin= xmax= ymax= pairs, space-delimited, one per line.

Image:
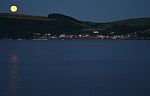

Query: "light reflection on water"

xmin=7 ymin=53 xmax=21 ymax=96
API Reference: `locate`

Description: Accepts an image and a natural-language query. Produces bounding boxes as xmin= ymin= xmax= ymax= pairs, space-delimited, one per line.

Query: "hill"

xmin=94 ymin=18 xmax=150 ymax=36
xmin=0 ymin=13 xmax=150 ymax=39
xmin=0 ymin=13 xmax=91 ymax=39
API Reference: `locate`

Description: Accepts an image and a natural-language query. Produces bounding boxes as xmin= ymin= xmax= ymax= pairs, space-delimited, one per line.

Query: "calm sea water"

xmin=0 ymin=40 xmax=150 ymax=96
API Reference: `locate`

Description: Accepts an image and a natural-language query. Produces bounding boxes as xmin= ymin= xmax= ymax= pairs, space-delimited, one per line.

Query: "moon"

xmin=10 ymin=5 xmax=18 ymax=13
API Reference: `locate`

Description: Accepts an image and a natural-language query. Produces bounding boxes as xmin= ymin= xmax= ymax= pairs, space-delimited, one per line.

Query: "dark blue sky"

xmin=1 ymin=0 xmax=150 ymax=22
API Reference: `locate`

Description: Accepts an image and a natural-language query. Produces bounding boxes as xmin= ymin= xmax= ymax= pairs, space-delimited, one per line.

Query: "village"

xmin=33 ymin=30 xmax=139 ymax=40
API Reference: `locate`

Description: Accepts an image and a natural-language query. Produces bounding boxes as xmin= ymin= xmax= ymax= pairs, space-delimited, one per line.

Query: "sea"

xmin=0 ymin=40 xmax=150 ymax=96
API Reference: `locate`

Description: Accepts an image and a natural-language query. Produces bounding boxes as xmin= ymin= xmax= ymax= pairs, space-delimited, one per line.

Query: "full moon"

xmin=10 ymin=5 xmax=18 ymax=13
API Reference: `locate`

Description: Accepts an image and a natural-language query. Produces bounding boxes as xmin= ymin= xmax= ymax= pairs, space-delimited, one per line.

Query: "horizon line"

xmin=0 ymin=12 xmax=150 ymax=23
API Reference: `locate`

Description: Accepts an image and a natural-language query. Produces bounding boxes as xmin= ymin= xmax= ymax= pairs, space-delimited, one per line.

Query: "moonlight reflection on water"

xmin=7 ymin=54 xmax=21 ymax=96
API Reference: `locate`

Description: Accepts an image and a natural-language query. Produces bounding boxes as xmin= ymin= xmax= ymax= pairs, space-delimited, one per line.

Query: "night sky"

xmin=1 ymin=0 xmax=150 ymax=22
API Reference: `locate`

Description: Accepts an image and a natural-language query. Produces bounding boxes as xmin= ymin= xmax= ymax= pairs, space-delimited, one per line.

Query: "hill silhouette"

xmin=0 ymin=13 xmax=150 ymax=39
